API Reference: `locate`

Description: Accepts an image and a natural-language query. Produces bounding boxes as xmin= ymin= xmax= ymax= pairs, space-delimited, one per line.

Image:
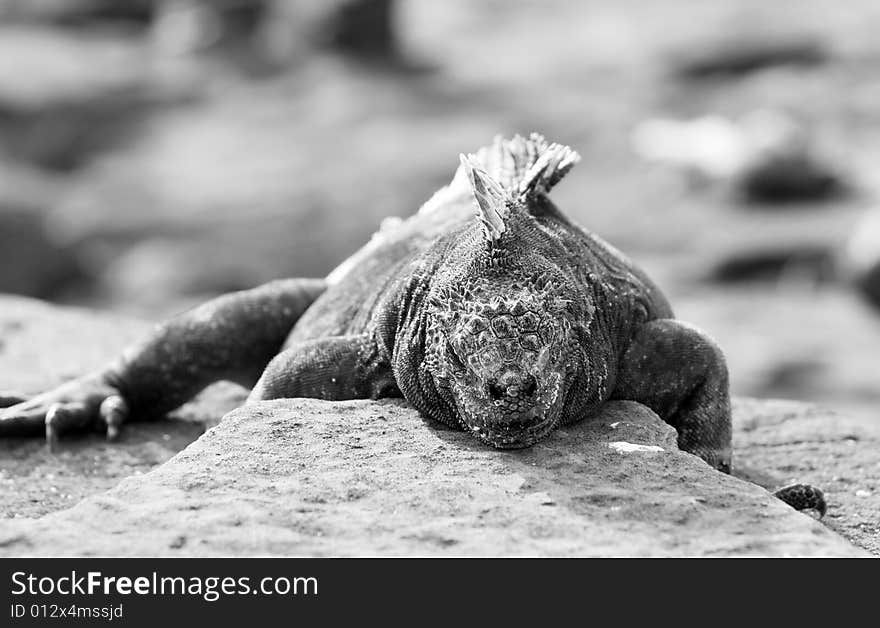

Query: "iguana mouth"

xmin=465 ymin=410 xmax=559 ymax=449
xmin=445 ymin=368 xmax=569 ymax=448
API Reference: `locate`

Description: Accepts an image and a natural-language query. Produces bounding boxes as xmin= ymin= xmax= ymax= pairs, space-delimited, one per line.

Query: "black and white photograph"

xmin=0 ymin=0 xmax=878 ymax=572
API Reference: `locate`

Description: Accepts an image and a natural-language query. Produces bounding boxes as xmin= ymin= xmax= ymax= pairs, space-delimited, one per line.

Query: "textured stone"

xmin=733 ymin=398 xmax=880 ymax=555
xmin=0 ymin=397 xmax=866 ymax=557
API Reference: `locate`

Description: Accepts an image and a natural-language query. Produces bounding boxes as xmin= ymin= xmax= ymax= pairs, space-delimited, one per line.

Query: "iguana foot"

xmin=0 ymin=377 xmax=129 ymax=451
xmin=773 ymin=483 xmax=827 ymax=518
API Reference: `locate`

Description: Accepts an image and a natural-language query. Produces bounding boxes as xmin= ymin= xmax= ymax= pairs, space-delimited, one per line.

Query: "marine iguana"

xmin=0 ymin=133 xmax=824 ymax=516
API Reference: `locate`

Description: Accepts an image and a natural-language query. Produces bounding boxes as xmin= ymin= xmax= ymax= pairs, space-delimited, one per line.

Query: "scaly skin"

xmin=0 ymin=133 xmax=824 ymax=516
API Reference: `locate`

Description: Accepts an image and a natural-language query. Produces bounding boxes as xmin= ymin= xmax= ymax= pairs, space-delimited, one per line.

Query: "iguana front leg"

xmin=248 ymin=334 xmax=400 ymax=402
xmin=0 ymin=278 xmax=325 ymax=447
xmin=612 ymin=319 xmax=733 ymax=473
xmin=613 ymin=319 xmax=827 ymax=517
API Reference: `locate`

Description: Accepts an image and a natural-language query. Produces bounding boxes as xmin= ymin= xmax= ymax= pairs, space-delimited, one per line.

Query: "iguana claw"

xmin=0 ymin=377 xmax=128 ymax=447
xmin=99 ymin=395 xmax=129 ymax=442
xmin=45 ymin=402 xmax=90 ymax=453
xmin=773 ymin=483 xmax=827 ymax=518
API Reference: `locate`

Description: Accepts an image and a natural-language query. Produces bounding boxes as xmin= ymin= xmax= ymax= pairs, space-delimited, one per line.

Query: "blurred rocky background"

xmin=2 ymin=0 xmax=880 ymax=425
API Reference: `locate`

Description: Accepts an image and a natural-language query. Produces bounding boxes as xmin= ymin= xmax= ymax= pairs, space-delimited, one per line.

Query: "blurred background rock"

xmin=1 ymin=0 xmax=880 ymax=423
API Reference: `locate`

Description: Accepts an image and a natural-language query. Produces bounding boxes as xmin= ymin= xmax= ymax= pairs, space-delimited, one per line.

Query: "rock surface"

xmin=0 ymin=397 xmax=867 ymax=557
xmin=733 ymin=398 xmax=880 ymax=555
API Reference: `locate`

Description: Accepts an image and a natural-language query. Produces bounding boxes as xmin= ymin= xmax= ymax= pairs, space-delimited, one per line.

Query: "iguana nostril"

xmin=487 ymin=381 xmax=505 ymax=400
xmin=522 ymin=375 xmax=537 ymax=397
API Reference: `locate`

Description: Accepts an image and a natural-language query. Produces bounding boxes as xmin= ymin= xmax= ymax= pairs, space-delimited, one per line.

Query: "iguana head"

xmin=425 ymin=271 xmax=585 ymax=448
xmin=422 ymin=134 xmax=588 ymax=448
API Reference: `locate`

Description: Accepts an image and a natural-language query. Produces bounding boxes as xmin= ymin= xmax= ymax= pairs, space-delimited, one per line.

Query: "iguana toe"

xmin=45 ymin=402 xmax=91 ymax=453
xmin=773 ymin=483 xmax=827 ymax=518
xmin=99 ymin=395 xmax=129 ymax=442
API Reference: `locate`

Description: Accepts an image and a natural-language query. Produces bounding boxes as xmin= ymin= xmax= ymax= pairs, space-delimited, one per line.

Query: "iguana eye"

xmin=445 ymin=338 xmax=466 ymax=371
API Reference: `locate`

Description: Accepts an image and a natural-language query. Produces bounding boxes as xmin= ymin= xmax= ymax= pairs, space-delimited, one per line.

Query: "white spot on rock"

xmin=607 ymin=441 xmax=665 ymax=454
xmin=526 ymin=491 xmax=554 ymax=505
xmin=609 ymin=422 xmax=621 ymax=428
xmin=497 ymin=474 xmax=527 ymax=493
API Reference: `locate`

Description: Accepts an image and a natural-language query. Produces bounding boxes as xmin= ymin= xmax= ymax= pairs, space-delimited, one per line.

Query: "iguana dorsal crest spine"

xmin=459 ymin=154 xmax=509 ymax=242
xmin=460 ymin=133 xmax=581 ymax=243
